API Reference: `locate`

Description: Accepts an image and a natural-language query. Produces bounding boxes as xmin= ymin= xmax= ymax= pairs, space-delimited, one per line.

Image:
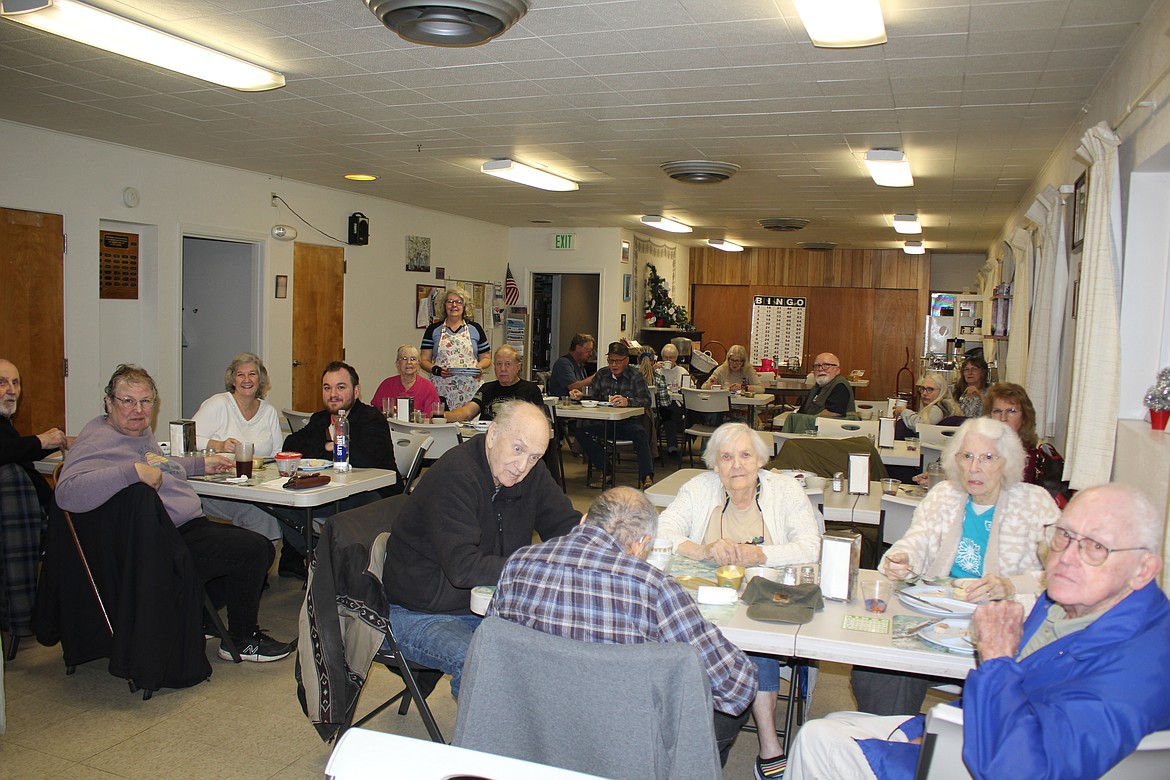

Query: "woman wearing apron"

xmin=419 ymin=287 xmax=492 ymax=410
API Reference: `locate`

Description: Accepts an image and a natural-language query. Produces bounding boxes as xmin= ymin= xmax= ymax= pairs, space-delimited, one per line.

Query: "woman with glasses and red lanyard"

xmin=852 ymin=416 xmax=1061 ymax=716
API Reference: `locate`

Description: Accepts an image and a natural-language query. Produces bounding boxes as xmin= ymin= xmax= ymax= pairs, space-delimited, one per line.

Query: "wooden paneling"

xmin=688 ymin=247 xmax=931 ymax=401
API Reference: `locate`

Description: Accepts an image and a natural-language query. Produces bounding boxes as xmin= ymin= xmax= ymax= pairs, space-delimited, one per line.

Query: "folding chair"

xmin=814 ymin=417 xmax=878 ymax=439
xmin=282 ymin=408 xmax=313 ymax=433
xmin=391 ymin=431 xmax=433 ymax=494
xmin=681 ymin=388 xmax=731 ymax=467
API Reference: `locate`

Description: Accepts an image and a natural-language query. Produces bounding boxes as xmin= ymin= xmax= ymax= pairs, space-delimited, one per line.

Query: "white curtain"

xmin=1023 ymin=186 xmax=1069 ymax=438
xmin=976 ymin=257 xmax=998 ymax=365
xmin=1004 ymin=227 xmax=1032 ymax=384
xmin=1064 ymin=122 xmax=1124 ymax=489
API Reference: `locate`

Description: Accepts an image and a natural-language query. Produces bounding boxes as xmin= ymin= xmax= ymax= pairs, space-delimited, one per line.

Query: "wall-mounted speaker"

xmin=348 ymin=212 xmax=369 ymax=245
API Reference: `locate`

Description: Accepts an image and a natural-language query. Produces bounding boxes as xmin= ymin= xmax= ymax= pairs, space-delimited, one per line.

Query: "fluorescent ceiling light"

xmin=892 ymin=214 xmax=921 ymax=234
xmin=707 ymin=238 xmax=743 ymax=252
xmin=480 ymin=159 xmax=578 ymax=191
xmin=0 ymin=0 xmax=285 ymax=91
xmin=794 ymin=0 xmax=887 ymax=48
xmin=345 ymin=174 xmax=379 ymax=181
xmin=865 ymin=150 xmax=914 ymax=187
xmin=903 ymin=241 xmax=925 ymax=255
xmin=641 ymin=215 xmax=692 ymax=233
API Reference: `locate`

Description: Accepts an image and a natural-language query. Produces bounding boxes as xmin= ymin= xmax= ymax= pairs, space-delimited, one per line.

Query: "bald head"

xmin=0 ymin=359 xmax=20 ymax=418
xmin=485 ymin=401 xmax=550 ymax=487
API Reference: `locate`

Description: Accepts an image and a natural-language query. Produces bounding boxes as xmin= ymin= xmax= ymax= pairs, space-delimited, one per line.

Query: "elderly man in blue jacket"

xmin=786 ymin=482 xmax=1170 ymax=780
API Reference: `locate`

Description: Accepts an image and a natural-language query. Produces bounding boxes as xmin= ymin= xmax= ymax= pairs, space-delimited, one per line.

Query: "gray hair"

xmin=224 ymin=352 xmax=271 ymax=399
xmin=585 ymin=487 xmax=658 ymax=549
xmin=396 ymin=344 xmax=419 ymax=360
xmin=703 ymin=422 xmax=770 ymax=470
xmin=104 ymin=363 xmax=157 ymax=411
xmin=495 ymin=344 xmax=521 ymax=365
xmin=941 ymin=417 xmax=1025 ymax=486
xmin=661 ymin=343 xmax=678 ymax=359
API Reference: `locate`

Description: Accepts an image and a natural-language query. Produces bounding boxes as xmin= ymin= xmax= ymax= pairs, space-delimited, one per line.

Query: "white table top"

xmin=773 ymin=432 xmax=922 ymax=468
xmin=669 ymin=391 xmax=776 ymax=407
xmin=553 ymin=404 xmax=645 ymax=422
xmin=644 ymin=468 xmax=825 ymax=509
xmin=189 ymin=463 xmax=397 ymax=508
xmin=326 ymin=729 xmax=605 ymax=780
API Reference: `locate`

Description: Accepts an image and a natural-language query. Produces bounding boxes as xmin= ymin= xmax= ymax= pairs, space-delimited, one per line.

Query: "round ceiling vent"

xmin=798 ymin=241 xmax=838 ymax=250
xmin=366 ymin=1 xmax=528 ymax=47
xmin=660 ymin=160 xmax=740 ymax=184
xmin=758 ymin=217 xmax=810 ymax=232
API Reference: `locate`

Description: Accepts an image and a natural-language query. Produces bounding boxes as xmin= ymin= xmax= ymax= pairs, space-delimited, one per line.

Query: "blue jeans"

xmin=751 ymin=653 xmax=781 ymax=693
xmin=387 ymin=605 xmax=482 ymax=698
xmin=578 ymin=419 xmax=654 ymax=481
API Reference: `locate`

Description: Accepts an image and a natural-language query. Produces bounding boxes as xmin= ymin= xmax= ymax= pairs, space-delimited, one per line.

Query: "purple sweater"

xmin=56 ymin=416 xmax=207 ymax=527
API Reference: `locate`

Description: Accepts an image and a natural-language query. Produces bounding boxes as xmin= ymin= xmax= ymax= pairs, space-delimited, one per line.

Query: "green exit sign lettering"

xmin=552 ymin=233 xmax=575 ymax=250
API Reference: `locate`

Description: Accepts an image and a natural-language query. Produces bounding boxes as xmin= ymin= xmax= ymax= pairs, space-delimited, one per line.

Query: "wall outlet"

xmin=270 ymin=192 xmax=278 ymax=207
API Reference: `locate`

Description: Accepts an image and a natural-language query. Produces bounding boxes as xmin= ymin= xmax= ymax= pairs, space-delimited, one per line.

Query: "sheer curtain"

xmin=1064 ymin=122 xmax=1124 ymax=489
xmin=1004 ymin=227 xmax=1032 ymax=384
xmin=1023 ymin=186 xmax=1069 ymax=439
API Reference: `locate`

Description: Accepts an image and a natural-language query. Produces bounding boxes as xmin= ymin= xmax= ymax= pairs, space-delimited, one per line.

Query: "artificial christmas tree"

xmin=644 ymin=263 xmax=694 ymax=329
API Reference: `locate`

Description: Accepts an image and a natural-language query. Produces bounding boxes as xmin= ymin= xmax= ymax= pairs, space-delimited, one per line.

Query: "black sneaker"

xmin=221 ymin=629 xmax=295 ymax=663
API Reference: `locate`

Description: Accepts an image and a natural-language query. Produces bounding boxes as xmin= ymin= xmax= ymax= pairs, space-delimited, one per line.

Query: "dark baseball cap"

xmin=607 ymin=341 xmax=629 ymax=357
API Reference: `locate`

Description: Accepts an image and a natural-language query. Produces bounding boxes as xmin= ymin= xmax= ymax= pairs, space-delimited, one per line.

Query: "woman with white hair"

xmin=852 ymin=416 xmax=1061 ymax=716
xmin=899 ymin=371 xmax=962 ymax=432
xmin=658 ymin=422 xmax=821 ymax=779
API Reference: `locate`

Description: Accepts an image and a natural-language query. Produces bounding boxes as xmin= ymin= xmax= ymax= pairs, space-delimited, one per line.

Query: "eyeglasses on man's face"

xmin=811 ymin=362 xmax=838 ymax=370
xmin=1044 ymin=524 xmax=1146 ymax=567
xmin=955 ymin=451 xmax=1001 ymax=466
xmin=109 ymin=395 xmax=154 ymax=410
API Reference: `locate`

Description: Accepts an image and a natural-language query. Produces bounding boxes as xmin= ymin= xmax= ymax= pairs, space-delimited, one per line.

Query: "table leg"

xmin=303 ymin=507 xmax=314 ymax=561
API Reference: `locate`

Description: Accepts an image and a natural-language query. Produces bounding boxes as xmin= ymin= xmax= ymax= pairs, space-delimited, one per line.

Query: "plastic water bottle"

xmin=333 ymin=408 xmax=351 ymax=472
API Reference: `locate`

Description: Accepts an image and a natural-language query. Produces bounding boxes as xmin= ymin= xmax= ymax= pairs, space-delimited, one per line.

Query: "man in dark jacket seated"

xmin=785 ymin=483 xmax=1170 ymax=780
xmin=382 ymin=401 xmax=579 ymax=698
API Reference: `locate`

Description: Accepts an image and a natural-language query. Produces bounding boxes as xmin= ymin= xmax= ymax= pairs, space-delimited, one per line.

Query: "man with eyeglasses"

xmin=781 ymin=352 xmax=857 ymax=434
xmin=1 ymin=358 xmax=70 ymax=642
xmin=576 ymin=342 xmax=655 ymax=489
xmin=55 ymin=364 xmax=295 ymax=667
xmin=785 ymin=483 xmax=1170 ymax=780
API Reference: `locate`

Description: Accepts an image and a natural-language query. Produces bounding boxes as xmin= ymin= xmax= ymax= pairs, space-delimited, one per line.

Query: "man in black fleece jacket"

xmin=383 ymin=401 xmax=579 ymax=698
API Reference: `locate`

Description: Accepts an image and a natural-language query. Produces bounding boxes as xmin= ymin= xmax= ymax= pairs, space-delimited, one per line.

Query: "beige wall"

xmin=0 ymin=120 xmax=509 ymax=430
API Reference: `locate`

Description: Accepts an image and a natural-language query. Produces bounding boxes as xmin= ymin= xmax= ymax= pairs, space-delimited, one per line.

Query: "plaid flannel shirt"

xmin=488 ymin=524 xmax=757 ymax=714
xmin=591 ymin=368 xmax=652 ymax=409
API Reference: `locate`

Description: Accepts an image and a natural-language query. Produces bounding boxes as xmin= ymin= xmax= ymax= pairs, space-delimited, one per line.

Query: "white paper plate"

xmin=298 ymin=459 xmax=332 ymax=472
xmin=917 ymin=619 xmax=975 ymax=655
xmin=897 ymin=585 xmax=977 ymax=617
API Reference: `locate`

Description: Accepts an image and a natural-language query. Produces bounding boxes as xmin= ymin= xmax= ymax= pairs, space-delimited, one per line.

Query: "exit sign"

xmin=552 ymin=233 xmax=575 ymax=250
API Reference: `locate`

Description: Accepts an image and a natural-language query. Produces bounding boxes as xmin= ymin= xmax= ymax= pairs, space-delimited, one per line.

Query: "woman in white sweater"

xmin=191 ymin=352 xmax=284 ymax=546
xmin=658 ymin=423 xmax=821 ymax=778
xmin=854 ymin=416 xmax=1061 ymax=716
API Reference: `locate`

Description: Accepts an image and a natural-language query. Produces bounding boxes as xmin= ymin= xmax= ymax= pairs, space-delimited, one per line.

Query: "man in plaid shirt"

xmin=577 ymin=341 xmax=656 ymax=489
xmin=489 ymin=486 xmax=757 ymax=764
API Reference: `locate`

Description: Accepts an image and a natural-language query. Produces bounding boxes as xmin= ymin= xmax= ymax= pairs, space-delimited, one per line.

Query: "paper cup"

xmin=469 ymin=585 xmax=496 ymax=616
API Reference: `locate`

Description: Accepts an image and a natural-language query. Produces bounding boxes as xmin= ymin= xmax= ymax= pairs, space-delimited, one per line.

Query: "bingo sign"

xmin=750 ymin=295 xmax=806 ymax=367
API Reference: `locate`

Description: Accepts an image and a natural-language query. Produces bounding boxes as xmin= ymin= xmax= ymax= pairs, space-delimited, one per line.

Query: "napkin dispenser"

xmin=169 ymin=420 xmax=196 ymax=455
xmin=848 ymin=452 xmax=870 ymax=494
xmin=819 ymin=530 xmax=861 ymax=601
xmin=877 ymin=416 xmax=895 ymax=448
xmin=395 ymin=396 xmax=413 ymax=422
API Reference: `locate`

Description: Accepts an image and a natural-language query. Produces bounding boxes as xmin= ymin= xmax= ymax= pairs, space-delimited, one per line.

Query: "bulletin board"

xmin=749 ymin=295 xmax=806 ymax=365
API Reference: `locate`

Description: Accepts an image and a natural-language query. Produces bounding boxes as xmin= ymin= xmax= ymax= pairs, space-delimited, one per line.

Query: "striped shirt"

xmin=488 ymin=524 xmax=757 ymax=714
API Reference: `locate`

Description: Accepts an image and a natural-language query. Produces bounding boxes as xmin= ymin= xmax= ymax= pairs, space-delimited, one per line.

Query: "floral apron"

xmin=434 ymin=324 xmax=480 ymax=409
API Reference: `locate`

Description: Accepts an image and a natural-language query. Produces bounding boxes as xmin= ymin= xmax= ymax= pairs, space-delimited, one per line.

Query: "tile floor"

xmin=0 ymin=446 xmax=945 ymax=779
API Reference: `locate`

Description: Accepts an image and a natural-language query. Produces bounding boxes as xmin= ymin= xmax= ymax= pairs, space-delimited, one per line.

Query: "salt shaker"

xmin=831 ymin=472 xmax=845 ymax=492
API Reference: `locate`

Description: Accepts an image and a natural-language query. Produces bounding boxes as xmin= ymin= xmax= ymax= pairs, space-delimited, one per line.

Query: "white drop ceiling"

xmin=0 ymin=0 xmax=1156 ymax=251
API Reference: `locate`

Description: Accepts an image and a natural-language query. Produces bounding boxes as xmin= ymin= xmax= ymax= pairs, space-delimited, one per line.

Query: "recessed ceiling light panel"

xmin=707 ymin=239 xmax=744 ymax=252
xmin=365 ymin=0 xmax=528 ymax=47
xmin=904 ymin=240 xmax=925 ymax=254
xmin=794 ymin=0 xmax=887 ymax=48
xmin=892 ymin=213 xmax=921 ymax=234
xmin=865 ymin=150 xmax=914 ymax=187
xmin=641 ymin=215 xmax=692 ymax=233
xmin=481 ymin=158 xmax=578 ymax=191
xmin=345 ymin=173 xmax=379 ymax=181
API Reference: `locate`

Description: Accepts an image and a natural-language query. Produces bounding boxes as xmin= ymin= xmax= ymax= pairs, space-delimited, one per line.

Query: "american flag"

xmin=504 ymin=264 xmax=520 ymax=305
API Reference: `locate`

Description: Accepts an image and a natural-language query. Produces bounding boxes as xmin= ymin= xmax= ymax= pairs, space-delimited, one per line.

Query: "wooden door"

xmin=291 ymin=243 xmax=344 ymax=412
xmin=0 ymin=206 xmax=65 ymax=435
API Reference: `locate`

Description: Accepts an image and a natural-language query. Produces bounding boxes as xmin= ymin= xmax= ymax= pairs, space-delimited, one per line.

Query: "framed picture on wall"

xmin=621 ymin=240 xmax=630 ymax=264
xmin=1071 ymin=171 xmax=1088 ymax=250
xmin=623 ymin=273 xmax=632 ymax=301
